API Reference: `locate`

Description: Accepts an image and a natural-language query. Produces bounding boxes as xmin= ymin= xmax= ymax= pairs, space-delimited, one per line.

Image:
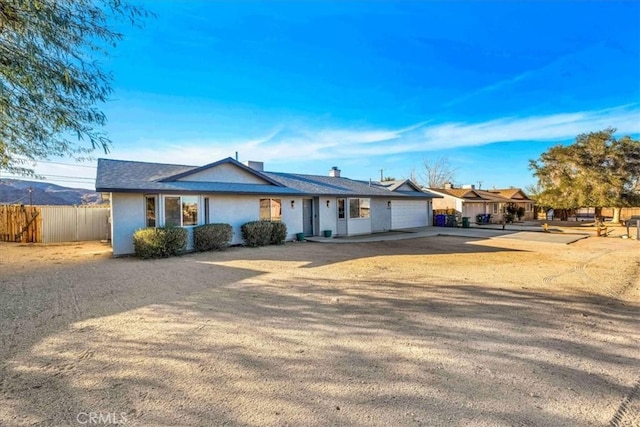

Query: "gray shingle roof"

xmin=96 ymin=158 xmax=436 ymax=199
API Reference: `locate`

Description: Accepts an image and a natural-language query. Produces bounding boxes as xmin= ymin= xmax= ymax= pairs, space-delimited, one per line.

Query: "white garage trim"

xmin=391 ymin=200 xmax=428 ymax=229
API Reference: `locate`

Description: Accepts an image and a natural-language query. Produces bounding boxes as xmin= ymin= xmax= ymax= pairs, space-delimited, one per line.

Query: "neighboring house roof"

xmin=96 ymin=158 xmax=436 ymax=199
xmin=429 ymin=187 xmax=531 ymax=203
xmin=483 ymin=188 xmax=532 ymax=201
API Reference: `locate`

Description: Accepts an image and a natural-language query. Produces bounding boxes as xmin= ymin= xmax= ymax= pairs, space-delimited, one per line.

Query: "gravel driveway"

xmin=1 ymin=235 xmax=639 ymax=426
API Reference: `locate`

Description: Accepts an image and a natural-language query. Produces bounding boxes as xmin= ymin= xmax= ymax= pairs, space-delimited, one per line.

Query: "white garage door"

xmin=391 ymin=200 xmax=428 ymax=229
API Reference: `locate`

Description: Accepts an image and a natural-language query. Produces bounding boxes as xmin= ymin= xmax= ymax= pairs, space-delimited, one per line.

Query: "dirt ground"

xmin=0 ymin=233 xmax=639 ymax=426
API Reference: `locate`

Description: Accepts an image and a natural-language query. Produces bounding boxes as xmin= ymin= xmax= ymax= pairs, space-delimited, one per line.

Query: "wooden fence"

xmin=0 ymin=205 xmax=109 ymax=243
xmin=0 ymin=205 xmax=41 ymax=243
xmin=601 ymin=207 xmax=640 ymax=220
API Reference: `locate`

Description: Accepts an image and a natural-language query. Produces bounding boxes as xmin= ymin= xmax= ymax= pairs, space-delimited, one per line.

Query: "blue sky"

xmin=33 ymin=1 xmax=640 ymax=190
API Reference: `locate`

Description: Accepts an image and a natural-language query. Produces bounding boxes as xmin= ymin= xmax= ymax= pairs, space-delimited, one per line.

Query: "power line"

xmin=35 ymin=160 xmax=97 ymax=168
xmin=32 ymin=173 xmax=94 ymax=180
xmin=3 ymin=174 xmax=95 ymax=181
xmin=2 ymin=176 xmax=96 ymax=185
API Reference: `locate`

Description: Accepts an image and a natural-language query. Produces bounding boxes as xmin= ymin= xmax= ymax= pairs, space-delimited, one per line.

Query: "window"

xmin=493 ymin=203 xmax=499 ymax=214
xmin=182 ymin=196 xmax=198 ymax=226
xmin=337 ymin=198 xmax=346 ymax=219
xmin=260 ymin=198 xmax=282 ymax=221
xmin=145 ymin=196 xmax=157 ymax=227
xmin=165 ymin=197 xmax=181 ymax=226
xmin=164 ymin=196 xmax=198 ymax=227
xmin=349 ymin=198 xmax=370 ymax=219
xmin=204 ymin=197 xmax=210 ymax=224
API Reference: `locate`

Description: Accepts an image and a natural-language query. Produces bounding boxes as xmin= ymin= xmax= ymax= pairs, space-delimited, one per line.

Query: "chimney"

xmin=444 ymin=182 xmax=453 ymax=189
xmin=244 ymin=160 xmax=264 ymax=172
xmin=329 ymin=166 xmax=341 ymax=177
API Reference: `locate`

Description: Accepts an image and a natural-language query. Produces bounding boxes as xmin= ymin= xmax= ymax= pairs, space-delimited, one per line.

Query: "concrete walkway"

xmin=305 ymin=225 xmax=589 ymax=245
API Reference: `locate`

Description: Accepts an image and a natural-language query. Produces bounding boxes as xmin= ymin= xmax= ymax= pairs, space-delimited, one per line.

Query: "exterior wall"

xmin=317 ymin=197 xmax=338 ymax=235
xmin=432 ymin=194 xmax=457 ymax=211
xmin=347 ymin=216 xmax=372 ymax=235
xmin=110 ymin=191 xmax=435 ymax=255
xmin=516 ymin=202 xmax=536 ymax=220
xmin=396 ymin=183 xmax=415 ymax=191
xmin=371 ymin=198 xmax=392 ymax=232
xmin=178 ymin=163 xmax=268 ymax=184
xmin=463 ymin=202 xmax=487 ymax=219
xmin=208 ymin=194 xmax=304 ymax=244
xmin=281 ymin=196 xmax=304 ymax=240
xmin=111 ymin=192 xmax=145 ymax=256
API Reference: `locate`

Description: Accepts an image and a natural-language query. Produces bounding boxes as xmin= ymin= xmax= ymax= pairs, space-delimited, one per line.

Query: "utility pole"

xmin=379 ymin=169 xmax=383 ymax=181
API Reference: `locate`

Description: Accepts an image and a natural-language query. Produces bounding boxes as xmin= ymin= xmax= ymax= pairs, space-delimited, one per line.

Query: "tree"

xmin=419 ymin=156 xmax=457 ymax=188
xmin=0 ymin=0 xmax=148 ymax=176
xmin=529 ymin=128 xmax=640 ymax=222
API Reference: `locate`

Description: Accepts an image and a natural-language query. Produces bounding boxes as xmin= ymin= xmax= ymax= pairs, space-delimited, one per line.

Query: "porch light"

xmin=387 ymin=201 xmax=391 ymax=209
xmin=291 ymin=200 xmax=295 ymax=209
xmin=326 ymin=200 xmax=330 ymax=207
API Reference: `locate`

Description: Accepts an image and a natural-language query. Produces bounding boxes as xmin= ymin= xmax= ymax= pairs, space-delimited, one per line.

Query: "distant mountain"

xmin=0 ymin=179 xmax=106 ymax=206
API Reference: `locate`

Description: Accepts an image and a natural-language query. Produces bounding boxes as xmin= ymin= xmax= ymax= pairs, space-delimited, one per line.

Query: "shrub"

xmin=194 ymin=223 xmax=233 ymax=251
xmin=133 ymin=226 xmax=188 ymax=259
xmin=163 ymin=226 xmax=188 ymax=256
xmin=241 ymin=220 xmax=273 ymax=247
xmin=270 ymin=221 xmax=287 ymax=245
xmin=133 ymin=228 xmax=165 ymax=259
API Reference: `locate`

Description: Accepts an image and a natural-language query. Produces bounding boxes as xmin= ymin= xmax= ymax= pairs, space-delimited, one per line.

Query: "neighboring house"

xmin=429 ymin=185 xmax=535 ymax=223
xmin=483 ymin=188 xmax=535 ymax=220
xmin=96 ymin=157 xmax=440 ymax=256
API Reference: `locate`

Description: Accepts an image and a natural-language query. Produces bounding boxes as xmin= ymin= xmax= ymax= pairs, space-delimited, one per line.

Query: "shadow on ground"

xmin=0 ymin=237 xmax=638 ymax=426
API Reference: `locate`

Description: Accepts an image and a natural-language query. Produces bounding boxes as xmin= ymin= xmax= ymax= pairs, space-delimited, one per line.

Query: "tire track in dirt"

xmin=610 ymin=376 xmax=640 ymax=427
xmin=542 ymin=249 xmax=635 ymax=299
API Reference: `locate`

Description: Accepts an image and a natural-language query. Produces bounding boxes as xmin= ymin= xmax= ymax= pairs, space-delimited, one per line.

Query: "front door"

xmin=303 ymin=199 xmax=314 ymax=236
xmin=337 ymin=198 xmax=347 ymax=235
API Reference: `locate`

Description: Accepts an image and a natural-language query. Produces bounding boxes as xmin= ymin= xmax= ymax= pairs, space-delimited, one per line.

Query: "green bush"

xmin=133 ymin=226 xmax=187 ymax=259
xmin=133 ymin=228 xmax=165 ymax=259
xmin=270 ymin=221 xmax=287 ymax=245
xmin=163 ymin=226 xmax=188 ymax=256
xmin=241 ymin=220 xmax=273 ymax=247
xmin=194 ymin=223 xmax=233 ymax=251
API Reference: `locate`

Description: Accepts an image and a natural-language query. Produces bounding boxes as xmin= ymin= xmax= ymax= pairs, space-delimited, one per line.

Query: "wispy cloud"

xmin=444 ymin=42 xmax=613 ymax=108
xmin=109 ymin=104 xmax=639 ymax=167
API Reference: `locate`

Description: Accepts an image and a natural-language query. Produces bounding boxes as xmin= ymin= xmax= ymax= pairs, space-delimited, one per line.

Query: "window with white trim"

xmin=145 ymin=195 xmax=157 ymax=227
xmin=204 ymin=197 xmax=210 ymax=224
xmin=337 ymin=198 xmax=346 ymax=219
xmin=164 ymin=196 xmax=198 ymax=227
xmin=349 ymin=198 xmax=370 ymax=219
xmin=260 ymin=199 xmax=282 ymax=221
